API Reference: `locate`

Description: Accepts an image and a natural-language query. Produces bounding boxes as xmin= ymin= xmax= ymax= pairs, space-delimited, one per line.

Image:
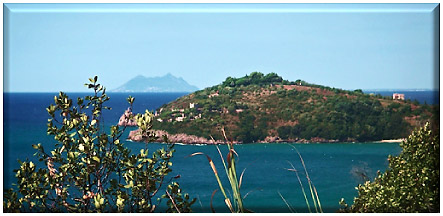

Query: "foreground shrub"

xmin=3 ymin=77 xmax=195 ymax=213
xmin=340 ymin=122 xmax=439 ymax=212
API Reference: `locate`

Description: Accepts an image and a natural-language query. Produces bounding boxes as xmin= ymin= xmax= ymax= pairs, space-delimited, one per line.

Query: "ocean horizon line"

xmin=4 ymin=88 xmax=439 ymax=94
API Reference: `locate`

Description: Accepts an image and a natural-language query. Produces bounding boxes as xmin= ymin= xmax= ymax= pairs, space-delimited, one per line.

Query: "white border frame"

xmin=1 ymin=1 xmax=440 ymax=214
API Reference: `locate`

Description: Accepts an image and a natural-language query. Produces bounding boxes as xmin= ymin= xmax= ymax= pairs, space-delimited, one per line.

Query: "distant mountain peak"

xmin=111 ymin=74 xmax=199 ymax=93
xmin=134 ymin=74 xmax=145 ymax=79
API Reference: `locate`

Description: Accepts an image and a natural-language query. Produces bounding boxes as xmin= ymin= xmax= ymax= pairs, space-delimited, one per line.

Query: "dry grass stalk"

xmin=289 ymin=145 xmax=323 ymax=213
xmin=278 ymin=191 xmax=296 ymax=213
xmin=287 ymin=161 xmax=312 ymax=213
xmin=165 ymin=189 xmax=181 ymax=213
xmin=210 ymin=189 xmax=218 ymax=213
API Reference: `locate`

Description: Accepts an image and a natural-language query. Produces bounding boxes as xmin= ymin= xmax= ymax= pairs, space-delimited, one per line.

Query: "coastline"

xmin=127 ymin=128 xmax=405 ymax=145
xmin=375 ymin=139 xmax=406 ymax=143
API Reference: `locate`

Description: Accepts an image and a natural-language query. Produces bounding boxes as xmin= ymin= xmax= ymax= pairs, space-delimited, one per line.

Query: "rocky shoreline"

xmin=128 ymin=129 xmax=232 ymax=145
xmin=117 ymin=108 xmax=137 ymax=127
xmin=258 ymin=136 xmax=343 ymax=144
xmin=127 ymin=129 xmax=348 ymax=145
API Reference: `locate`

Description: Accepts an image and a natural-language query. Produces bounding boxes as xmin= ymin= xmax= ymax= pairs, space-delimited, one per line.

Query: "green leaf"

xmin=94 ymin=193 xmax=104 ymax=209
xmin=92 ymin=156 xmax=100 ymax=163
xmin=68 ymin=152 xmax=74 ymax=160
xmin=29 ymin=161 xmax=35 ymax=169
xmin=124 ymin=181 xmax=134 ymax=189
xmin=79 ymin=144 xmax=85 ymax=152
xmin=116 ymin=195 xmax=125 ymax=209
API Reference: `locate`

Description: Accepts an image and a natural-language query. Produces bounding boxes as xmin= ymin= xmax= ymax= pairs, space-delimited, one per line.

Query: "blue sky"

xmin=4 ymin=3 xmax=439 ymax=92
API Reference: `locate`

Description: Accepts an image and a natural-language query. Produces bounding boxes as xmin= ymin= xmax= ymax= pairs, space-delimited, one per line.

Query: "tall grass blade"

xmin=188 ymin=152 xmax=229 ymax=203
xmin=239 ymin=168 xmax=247 ymax=189
xmin=311 ymin=182 xmax=323 ymax=213
xmin=224 ymin=198 xmax=234 ymax=213
xmin=210 ymin=189 xmax=218 ymax=213
xmin=197 ymin=194 xmax=203 ymax=210
xmin=215 ymin=145 xmax=229 ymax=179
xmin=297 ymin=151 xmax=318 ymax=213
xmin=221 ymin=127 xmax=245 ymax=213
xmin=242 ymin=190 xmax=253 ymax=200
xmin=287 ymin=161 xmax=312 ymax=213
xmin=290 ymin=144 xmax=323 ymax=213
xmin=165 ymin=189 xmax=181 ymax=213
xmin=278 ymin=191 xmax=296 ymax=213
xmin=196 ymin=128 xmax=246 ymax=213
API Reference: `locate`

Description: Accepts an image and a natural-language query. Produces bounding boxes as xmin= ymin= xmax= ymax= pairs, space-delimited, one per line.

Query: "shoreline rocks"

xmin=258 ymin=136 xmax=339 ymax=144
xmin=127 ymin=129 xmax=343 ymax=145
xmin=118 ymin=108 xmax=137 ymax=127
xmin=128 ymin=129 xmax=231 ymax=145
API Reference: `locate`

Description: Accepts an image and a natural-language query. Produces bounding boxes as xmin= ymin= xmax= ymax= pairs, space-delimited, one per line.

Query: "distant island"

xmin=112 ymin=73 xmax=199 ymax=93
xmin=127 ymin=72 xmax=437 ymax=144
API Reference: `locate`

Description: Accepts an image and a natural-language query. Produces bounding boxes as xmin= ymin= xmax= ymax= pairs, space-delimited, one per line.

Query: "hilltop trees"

xmin=3 ymin=77 xmax=195 ymax=213
xmin=221 ymin=72 xmax=284 ymax=87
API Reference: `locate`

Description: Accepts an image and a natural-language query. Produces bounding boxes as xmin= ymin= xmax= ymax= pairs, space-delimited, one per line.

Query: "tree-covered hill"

xmin=150 ymin=72 xmax=437 ymax=143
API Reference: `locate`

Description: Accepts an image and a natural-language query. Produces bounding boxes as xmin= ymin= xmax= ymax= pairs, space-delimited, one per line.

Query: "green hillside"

xmin=151 ymin=72 xmax=437 ymax=143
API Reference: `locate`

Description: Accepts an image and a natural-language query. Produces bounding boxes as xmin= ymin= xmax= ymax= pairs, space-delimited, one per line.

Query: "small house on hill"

xmin=393 ymin=93 xmax=405 ymax=100
xmin=189 ymin=103 xmax=199 ymax=109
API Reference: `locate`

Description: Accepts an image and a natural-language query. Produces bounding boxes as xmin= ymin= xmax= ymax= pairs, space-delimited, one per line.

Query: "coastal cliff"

xmin=118 ymin=108 xmax=137 ymax=127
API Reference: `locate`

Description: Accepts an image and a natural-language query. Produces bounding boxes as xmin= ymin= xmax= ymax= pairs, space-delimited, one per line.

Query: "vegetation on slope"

xmin=339 ymin=122 xmax=439 ymax=212
xmin=152 ymin=72 xmax=436 ymax=143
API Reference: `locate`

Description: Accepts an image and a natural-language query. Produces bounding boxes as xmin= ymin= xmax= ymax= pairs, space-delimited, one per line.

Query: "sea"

xmin=3 ymin=90 xmax=438 ymax=212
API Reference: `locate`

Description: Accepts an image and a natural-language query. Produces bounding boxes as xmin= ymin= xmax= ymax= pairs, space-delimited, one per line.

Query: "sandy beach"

xmin=377 ymin=138 xmax=406 ymax=143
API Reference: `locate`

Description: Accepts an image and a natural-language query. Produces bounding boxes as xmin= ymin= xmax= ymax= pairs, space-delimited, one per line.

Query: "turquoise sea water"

xmin=3 ymin=92 xmax=409 ymax=212
xmin=137 ymin=142 xmax=401 ymax=213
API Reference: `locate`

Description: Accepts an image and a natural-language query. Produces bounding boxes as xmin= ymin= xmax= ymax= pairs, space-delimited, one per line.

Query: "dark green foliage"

xmin=277 ymin=125 xmax=303 ymax=140
xmin=340 ymin=123 xmax=439 ymax=212
xmin=3 ymin=77 xmax=195 ymax=213
xmin=353 ymin=89 xmax=363 ymax=94
xmin=233 ymin=111 xmax=266 ymax=143
xmin=274 ymin=92 xmax=412 ymax=141
xmin=221 ymin=71 xmax=285 ymax=87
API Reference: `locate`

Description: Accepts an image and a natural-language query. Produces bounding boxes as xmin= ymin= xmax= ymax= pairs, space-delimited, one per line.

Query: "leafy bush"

xmin=3 ymin=77 xmax=195 ymax=213
xmin=340 ymin=122 xmax=439 ymax=212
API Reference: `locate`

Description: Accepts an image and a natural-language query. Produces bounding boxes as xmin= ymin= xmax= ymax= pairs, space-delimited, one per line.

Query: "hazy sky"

xmin=4 ymin=3 xmax=439 ymax=92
